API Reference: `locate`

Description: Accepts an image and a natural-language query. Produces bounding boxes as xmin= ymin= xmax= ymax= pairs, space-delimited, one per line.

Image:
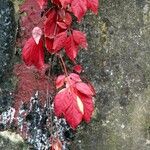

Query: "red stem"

xmin=57 ymin=53 xmax=68 ymax=76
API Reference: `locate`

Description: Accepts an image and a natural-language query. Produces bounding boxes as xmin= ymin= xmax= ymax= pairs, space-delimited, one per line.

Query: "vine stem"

xmin=57 ymin=53 xmax=68 ymax=76
xmin=57 ymin=53 xmax=74 ymax=92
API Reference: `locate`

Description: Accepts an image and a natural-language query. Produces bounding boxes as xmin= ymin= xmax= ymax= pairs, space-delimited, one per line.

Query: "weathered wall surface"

xmin=0 ymin=1 xmax=25 ymax=149
xmin=70 ymin=0 xmax=150 ymax=149
xmin=0 ymin=0 xmax=16 ymax=113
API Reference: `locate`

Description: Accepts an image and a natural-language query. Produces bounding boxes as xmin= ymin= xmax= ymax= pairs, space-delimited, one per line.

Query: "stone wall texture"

xmin=0 ymin=0 xmax=16 ymax=113
xmin=70 ymin=0 xmax=150 ymax=149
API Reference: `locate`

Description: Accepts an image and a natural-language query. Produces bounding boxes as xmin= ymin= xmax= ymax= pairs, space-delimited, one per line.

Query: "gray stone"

xmin=0 ymin=131 xmax=29 ymax=150
xmin=70 ymin=0 xmax=150 ymax=149
xmin=0 ymin=0 xmax=16 ymax=112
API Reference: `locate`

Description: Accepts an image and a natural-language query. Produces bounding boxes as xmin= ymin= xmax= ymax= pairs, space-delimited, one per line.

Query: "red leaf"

xmin=51 ymin=138 xmax=62 ymax=150
xmin=54 ymin=89 xmax=72 ymax=117
xmin=75 ymin=82 xmax=94 ymax=96
xmin=71 ymin=0 xmax=87 ymax=21
xmin=87 ymin=82 xmax=96 ymax=95
xmin=65 ymin=35 xmax=78 ymax=60
xmin=73 ymin=30 xmax=88 ymax=48
xmin=57 ymin=22 xmax=67 ymax=29
xmin=54 ymin=87 xmax=83 ymax=129
xmin=56 ymin=75 xmax=65 ymax=89
xmin=22 ymin=37 xmax=45 ymax=69
xmin=54 ymin=88 xmax=94 ymax=128
xmin=32 ymin=27 xmax=43 ymax=44
xmin=45 ymin=37 xmax=54 ymax=53
xmin=65 ymin=73 xmax=81 ymax=87
xmin=57 ymin=9 xmax=72 ymax=28
xmin=36 ymin=0 xmax=47 ymax=9
xmin=73 ymin=64 xmax=82 ymax=73
xmin=59 ymin=0 xmax=71 ymax=8
xmin=69 ymin=73 xmax=81 ymax=82
xmin=53 ymin=31 xmax=67 ymax=52
xmin=63 ymin=92 xmax=83 ymax=129
xmin=78 ymin=93 xmax=94 ymax=122
xmin=65 ymin=31 xmax=87 ymax=60
xmin=52 ymin=0 xmax=61 ymax=6
xmin=87 ymin=0 xmax=99 ymax=14
xmin=44 ymin=9 xmax=57 ymax=37
xmin=64 ymin=12 xmax=72 ymax=26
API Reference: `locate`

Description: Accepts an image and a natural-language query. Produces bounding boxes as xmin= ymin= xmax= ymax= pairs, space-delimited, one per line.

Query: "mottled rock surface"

xmin=70 ymin=0 xmax=150 ymax=149
xmin=0 ymin=131 xmax=28 ymax=150
xmin=0 ymin=0 xmax=16 ymax=112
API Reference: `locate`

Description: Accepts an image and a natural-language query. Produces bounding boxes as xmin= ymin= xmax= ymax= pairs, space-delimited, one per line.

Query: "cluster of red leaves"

xmin=18 ymin=0 xmax=98 ymax=129
xmin=21 ymin=0 xmax=98 ymax=69
xmin=22 ymin=10 xmax=88 ymax=69
xmin=54 ymin=73 xmax=95 ymax=128
xmin=38 ymin=0 xmax=98 ymax=21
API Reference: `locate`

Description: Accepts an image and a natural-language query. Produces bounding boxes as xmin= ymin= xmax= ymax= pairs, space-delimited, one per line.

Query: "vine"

xmin=17 ymin=0 xmax=98 ymax=130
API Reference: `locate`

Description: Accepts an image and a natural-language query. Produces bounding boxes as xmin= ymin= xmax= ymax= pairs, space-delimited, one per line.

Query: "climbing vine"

xmin=17 ymin=0 xmax=98 ymax=129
